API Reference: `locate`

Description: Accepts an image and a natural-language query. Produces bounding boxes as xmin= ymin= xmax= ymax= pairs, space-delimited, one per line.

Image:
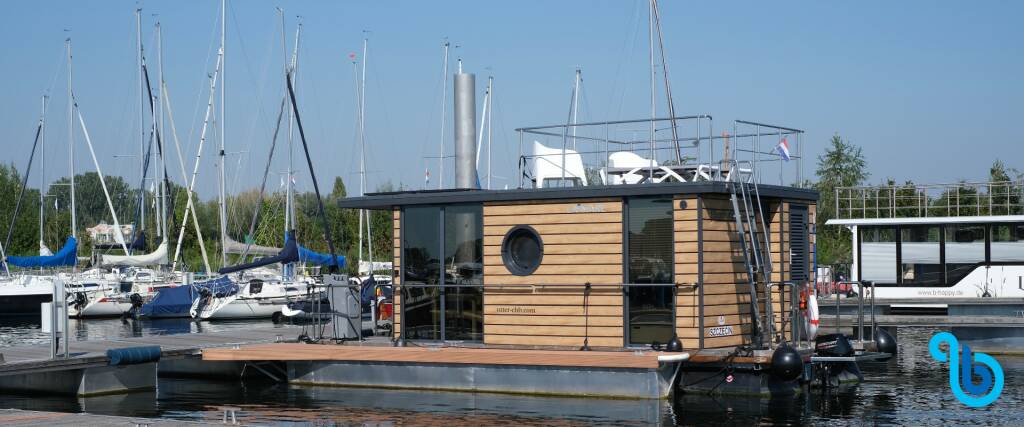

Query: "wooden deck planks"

xmin=202 ymin=342 xmax=663 ymax=369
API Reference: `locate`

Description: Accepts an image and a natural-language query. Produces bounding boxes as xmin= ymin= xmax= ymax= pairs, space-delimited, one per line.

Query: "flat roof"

xmin=826 ymin=215 xmax=1024 ymax=226
xmin=339 ymin=181 xmax=818 ymax=210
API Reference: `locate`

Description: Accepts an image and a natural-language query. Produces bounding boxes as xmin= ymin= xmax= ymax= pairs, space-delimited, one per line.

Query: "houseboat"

xmin=826 ymin=181 xmax=1024 ymax=303
xmin=202 ymin=72 xmax=893 ymax=399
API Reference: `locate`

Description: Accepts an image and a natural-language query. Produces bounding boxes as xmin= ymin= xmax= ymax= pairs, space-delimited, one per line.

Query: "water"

xmin=0 ymin=324 xmax=1020 ymax=426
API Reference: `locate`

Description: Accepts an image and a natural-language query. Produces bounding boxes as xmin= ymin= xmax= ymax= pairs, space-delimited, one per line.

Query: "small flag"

xmin=776 ymin=138 xmax=791 ymax=162
xmin=348 ymin=52 xmax=357 ymax=62
xmin=425 ymin=169 xmax=431 ymax=186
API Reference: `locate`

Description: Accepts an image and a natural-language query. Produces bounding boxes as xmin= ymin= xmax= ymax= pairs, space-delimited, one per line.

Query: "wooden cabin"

xmin=341 ymin=182 xmax=816 ymax=352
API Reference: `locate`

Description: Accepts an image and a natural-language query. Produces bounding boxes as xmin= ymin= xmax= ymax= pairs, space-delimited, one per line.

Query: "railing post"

xmin=857 ymin=281 xmax=864 ymax=343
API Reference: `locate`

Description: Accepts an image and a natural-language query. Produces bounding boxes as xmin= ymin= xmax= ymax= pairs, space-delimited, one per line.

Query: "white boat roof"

xmin=826 ymin=215 xmax=1024 ymax=226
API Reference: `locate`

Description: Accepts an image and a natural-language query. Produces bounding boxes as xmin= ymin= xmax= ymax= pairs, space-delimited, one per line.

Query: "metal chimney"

xmin=454 ymin=72 xmax=478 ymax=189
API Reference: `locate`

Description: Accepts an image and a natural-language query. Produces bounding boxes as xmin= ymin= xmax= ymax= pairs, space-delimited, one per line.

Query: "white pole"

xmin=572 ymin=68 xmax=580 ymax=151
xmin=40 ymin=95 xmax=47 ymax=253
xmin=67 ymin=39 xmax=76 ymax=240
xmin=74 ymin=101 xmax=129 ymax=255
xmin=475 ymin=80 xmax=489 ymax=176
xmin=137 ymin=9 xmax=146 ymax=234
xmin=165 ymin=77 xmax=212 ymax=274
xmin=438 ymin=41 xmax=450 ymax=190
xmin=157 ymin=22 xmax=168 ymax=244
xmin=487 ymin=76 xmax=493 ymax=190
xmin=647 ymin=0 xmax=657 ymax=171
xmin=218 ymin=0 xmax=228 ymax=267
xmin=288 ymin=22 xmax=301 ymax=233
xmin=358 ymin=37 xmax=370 ymax=270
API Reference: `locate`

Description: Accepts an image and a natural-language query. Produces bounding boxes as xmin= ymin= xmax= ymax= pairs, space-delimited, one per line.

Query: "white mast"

xmin=438 ymin=40 xmax=450 ymax=189
xmin=75 ymin=101 xmax=130 ymax=255
xmin=278 ymin=9 xmax=290 ymax=235
xmin=67 ymin=38 xmax=76 ymax=240
xmin=647 ymin=0 xmax=657 ymax=169
xmin=357 ymin=37 xmax=369 ymax=272
xmin=486 ymin=76 xmax=493 ymax=190
xmin=136 ymin=9 xmax=146 ymax=236
xmin=571 ymin=68 xmax=580 ymax=151
xmin=39 ymin=95 xmax=47 ymax=253
xmin=157 ymin=22 xmax=168 ymax=244
xmin=475 ymin=77 xmax=489 ymax=187
xmin=166 ymin=69 xmax=214 ymax=274
xmin=217 ymin=0 xmax=228 ymax=267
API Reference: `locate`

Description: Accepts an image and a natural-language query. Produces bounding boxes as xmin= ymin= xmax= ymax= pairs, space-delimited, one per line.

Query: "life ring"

xmin=803 ymin=287 xmax=820 ymax=339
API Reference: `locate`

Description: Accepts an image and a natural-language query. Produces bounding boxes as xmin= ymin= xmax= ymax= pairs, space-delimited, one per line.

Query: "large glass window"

xmin=901 ymin=226 xmax=941 ymax=285
xmin=861 ymin=226 xmax=897 ymax=283
xmin=400 ymin=204 xmax=483 ymax=342
xmin=626 ymin=197 xmax=674 ymax=346
xmin=443 ymin=205 xmax=483 ymax=341
xmin=945 ymin=224 xmax=986 ymax=284
xmin=402 ymin=206 xmax=442 ymax=340
xmin=992 ymin=223 xmax=1024 ymax=262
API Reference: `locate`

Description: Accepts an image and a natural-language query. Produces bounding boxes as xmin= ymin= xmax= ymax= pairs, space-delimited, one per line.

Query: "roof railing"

xmin=834 ymin=181 xmax=1024 ymax=219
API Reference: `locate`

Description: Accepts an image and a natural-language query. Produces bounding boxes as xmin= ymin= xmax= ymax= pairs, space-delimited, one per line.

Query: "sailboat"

xmin=199 ymin=11 xmax=343 ymax=320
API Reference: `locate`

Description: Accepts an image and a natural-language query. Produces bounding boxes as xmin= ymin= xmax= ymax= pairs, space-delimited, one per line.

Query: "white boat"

xmin=193 ymin=276 xmax=307 ymax=320
xmin=0 ymin=275 xmax=58 ymax=316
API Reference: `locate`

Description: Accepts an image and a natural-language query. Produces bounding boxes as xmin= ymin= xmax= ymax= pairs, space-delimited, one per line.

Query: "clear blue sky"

xmin=1 ymin=0 xmax=1021 ymax=199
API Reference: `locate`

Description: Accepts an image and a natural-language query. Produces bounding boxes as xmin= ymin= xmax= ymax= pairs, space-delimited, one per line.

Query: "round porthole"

xmin=501 ymin=225 xmax=544 ymax=276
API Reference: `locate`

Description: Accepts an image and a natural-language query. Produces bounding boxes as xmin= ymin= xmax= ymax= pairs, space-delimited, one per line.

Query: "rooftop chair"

xmin=607 ymin=151 xmax=658 ymax=185
xmin=532 ymin=141 xmax=589 ymax=188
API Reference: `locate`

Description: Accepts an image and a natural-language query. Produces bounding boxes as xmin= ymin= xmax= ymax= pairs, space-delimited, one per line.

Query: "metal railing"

xmin=835 ymin=181 xmax=1024 ymax=220
xmin=515 ymin=116 xmax=805 ymax=189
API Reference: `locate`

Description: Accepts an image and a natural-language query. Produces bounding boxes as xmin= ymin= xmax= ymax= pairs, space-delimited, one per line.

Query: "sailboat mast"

xmin=438 ymin=40 xmax=449 ymax=190
xmin=651 ymin=0 xmax=680 ymax=163
xmin=571 ymin=68 xmax=580 ymax=151
xmin=67 ymin=38 xmax=76 ymax=240
xmin=157 ymin=22 xmax=168 ymax=243
xmin=278 ymin=9 xmax=290 ymax=234
xmin=352 ymin=57 xmax=363 ymax=268
xmin=647 ymin=0 xmax=656 ymax=168
xmin=486 ymin=76 xmax=493 ymax=190
xmin=360 ymin=37 xmax=371 ymax=270
xmin=218 ymin=0 xmax=228 ymax=267
xmin=137 ymin=9 xmax=146 ymax=234
xmin=39 ymin=95 xmax=47 ymax=252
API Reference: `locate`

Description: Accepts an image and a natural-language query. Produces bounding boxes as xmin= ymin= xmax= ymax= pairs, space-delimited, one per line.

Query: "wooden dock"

xmin=0 ymin=325 xmax=300 ymax=377
xmin=0 ymin=409 xmax=214 ymax=426
xmin=203 ymin=342 xmax=669 ymax=369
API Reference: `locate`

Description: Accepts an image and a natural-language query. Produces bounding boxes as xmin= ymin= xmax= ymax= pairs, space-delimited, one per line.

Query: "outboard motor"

xmin=874 ymin=328 xmax=898 ymax=360
xmin=72 ymin=292 xmax=89 ymax=310
xmin=123 ymin=293 xmax=145 ymax=321
xmin=814 ymin=333 xmax=854 ymax=357
xmin=771 ymin=344 xmax=804 ymax=381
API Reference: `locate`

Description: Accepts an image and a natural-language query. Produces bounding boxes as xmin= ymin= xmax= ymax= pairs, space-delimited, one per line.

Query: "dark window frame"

xmin=622 ymin=196 xmax=677 ymax=347
xmin=500 ymin=225 xmax=544 ymax=276
xmin=400 ymin=203 xmax=484 ymax=343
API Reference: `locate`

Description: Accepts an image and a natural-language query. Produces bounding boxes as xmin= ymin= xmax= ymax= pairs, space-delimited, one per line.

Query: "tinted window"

xmin=626 ymin=197 xmax=674 ymax=346
xmin=444 ymin=204 xmax=483 ymax=341
xmin=402 ymin=206 xmax=442 ymax=340
xmin=861 ymin=227 xmax=897 ymax=283
xmin=502 ymin=226 xmax=544 ymax=276
xmin=901 ymin=226 xmax=941 ymax=286
xmin=992 ymin=223 xmax=1024 ymax=262
xmin=945 ymin=224 xmax=986 ymax=284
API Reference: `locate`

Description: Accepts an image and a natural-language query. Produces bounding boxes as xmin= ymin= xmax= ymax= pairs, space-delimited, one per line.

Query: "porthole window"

xmin=501 ymin=225 xmax=544 ymax=276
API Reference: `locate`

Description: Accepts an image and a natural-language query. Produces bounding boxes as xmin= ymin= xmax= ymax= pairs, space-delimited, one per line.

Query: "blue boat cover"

xmin=6 ymin=236 xmax=77 ymax=268
xmin=139 ymin=276 xmax=238 ymax=317
xmin=290 ymin=234 xmax=344 ymax=267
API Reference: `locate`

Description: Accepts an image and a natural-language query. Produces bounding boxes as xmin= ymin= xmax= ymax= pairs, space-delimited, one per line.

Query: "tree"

xmin=814 ymin=134 xmax=868 ymax=265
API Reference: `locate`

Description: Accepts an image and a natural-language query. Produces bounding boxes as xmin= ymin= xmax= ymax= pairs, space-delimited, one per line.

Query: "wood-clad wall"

xmin=673 ymin=196 xmax=700 ymax=349
xmin=393 ymin=208 xmax=401 ymax=338
xmin=696 ymin=196 xmax=755 ymax=348
xmin=482 ymin=199 xmax=624 ymax=347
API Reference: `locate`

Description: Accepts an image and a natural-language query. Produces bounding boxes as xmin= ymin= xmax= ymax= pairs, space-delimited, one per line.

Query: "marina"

xmin=0 ymin=0 xmax=1021 ymax=425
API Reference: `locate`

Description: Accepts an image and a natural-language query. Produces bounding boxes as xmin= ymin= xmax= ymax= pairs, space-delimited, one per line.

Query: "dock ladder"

xmin=727 ymin=166 xmax=776 ymax=349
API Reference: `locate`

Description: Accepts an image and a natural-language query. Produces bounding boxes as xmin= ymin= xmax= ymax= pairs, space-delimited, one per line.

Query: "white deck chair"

xmin=608 ymin=151 xmax=658 ymax=185
xmin=532 ymin=141 xmax=589 ymax=188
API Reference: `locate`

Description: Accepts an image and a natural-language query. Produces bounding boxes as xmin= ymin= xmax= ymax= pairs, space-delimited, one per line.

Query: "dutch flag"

xmin=776 ymin=138 xmax=791 ymax=162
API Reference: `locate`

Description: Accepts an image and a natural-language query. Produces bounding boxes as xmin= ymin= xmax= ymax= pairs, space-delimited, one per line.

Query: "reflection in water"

xmin=0 ymin=326 xmax=1021 ymax=425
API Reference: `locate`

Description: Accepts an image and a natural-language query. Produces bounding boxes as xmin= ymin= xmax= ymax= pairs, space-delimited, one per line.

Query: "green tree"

xmin=814 ymin=134 xmax=868 ymax=265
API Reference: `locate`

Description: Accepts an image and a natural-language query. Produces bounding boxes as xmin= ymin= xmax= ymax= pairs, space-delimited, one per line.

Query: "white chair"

xmin=532 ymin=141 xmax=589 ymax=188
xmin=608 ymin=151 xmax=657 ymax=185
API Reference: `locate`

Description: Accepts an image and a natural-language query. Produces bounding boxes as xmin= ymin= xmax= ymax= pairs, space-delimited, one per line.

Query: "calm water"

xmin=0 ymin=322 xmax=1021 ymax=426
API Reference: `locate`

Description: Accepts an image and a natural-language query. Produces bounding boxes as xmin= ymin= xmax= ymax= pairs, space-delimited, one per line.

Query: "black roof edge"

xmin=339 ymin=182 xmax=818 ymax=210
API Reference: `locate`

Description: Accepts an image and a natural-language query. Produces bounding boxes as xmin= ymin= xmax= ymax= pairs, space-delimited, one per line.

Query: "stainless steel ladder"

xmin=728 ymin=175 xmax=776 ymax=349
